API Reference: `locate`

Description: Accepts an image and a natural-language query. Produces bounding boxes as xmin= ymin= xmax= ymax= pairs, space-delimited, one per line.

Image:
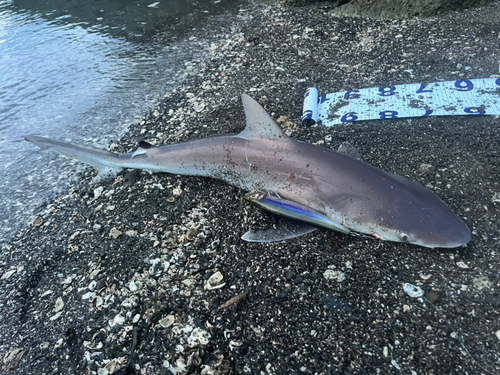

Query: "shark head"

xmin=348 ymin=173 xmax=471 ymax=249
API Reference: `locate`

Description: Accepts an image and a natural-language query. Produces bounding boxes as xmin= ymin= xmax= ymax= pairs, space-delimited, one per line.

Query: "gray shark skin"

xmin=25 ymin=94 xmax=471 ymax=248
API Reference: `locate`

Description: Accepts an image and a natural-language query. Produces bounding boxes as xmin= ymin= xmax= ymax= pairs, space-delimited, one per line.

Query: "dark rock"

xmin=329 ymin=0 xmax=496 ymax=19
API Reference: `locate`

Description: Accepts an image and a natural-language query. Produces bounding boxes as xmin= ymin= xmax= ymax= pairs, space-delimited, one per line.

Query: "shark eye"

xmin=399 ymin=232 xmax=410 ymax=242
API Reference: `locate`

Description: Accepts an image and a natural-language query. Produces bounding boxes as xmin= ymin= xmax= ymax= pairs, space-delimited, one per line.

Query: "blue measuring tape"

xmin=302 ymin=78 xmax=500 ymax=127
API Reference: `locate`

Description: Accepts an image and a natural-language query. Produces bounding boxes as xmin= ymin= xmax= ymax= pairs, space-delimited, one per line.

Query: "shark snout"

xmin=411 ymin=215 xmax=471 ymax=249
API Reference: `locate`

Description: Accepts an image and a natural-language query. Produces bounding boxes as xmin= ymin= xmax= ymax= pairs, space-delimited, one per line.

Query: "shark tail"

xmin=25 ymin=135 xmax=124 ymax=183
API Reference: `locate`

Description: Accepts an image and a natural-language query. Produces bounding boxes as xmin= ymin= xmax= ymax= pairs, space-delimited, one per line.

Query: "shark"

xmin=25 ymin=94 xmax=471 ymax=248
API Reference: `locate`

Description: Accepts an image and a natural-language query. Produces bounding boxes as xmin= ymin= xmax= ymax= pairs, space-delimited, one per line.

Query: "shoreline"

xmin=2 ymin=2 xmax=500 ymax=374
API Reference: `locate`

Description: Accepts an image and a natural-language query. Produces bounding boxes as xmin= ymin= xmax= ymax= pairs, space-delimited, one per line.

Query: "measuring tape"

xmin=302 ymin=78 xmax=500 ymax=127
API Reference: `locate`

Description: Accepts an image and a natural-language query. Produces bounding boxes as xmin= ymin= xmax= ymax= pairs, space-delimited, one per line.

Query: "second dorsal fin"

xmin=236 ymin=94 xmax=290 ymax=142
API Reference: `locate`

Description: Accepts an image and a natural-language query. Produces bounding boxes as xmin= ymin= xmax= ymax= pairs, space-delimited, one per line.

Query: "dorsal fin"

xmin=236 ymin=94 xmax=290 ymax=142
xmin=138 ymin=140 xmax=156 ymax=149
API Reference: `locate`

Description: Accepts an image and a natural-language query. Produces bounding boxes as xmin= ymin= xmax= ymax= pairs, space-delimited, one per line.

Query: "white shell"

xmin=159 ymin=315 xmax=175 ymax=328
xmin=205 ymin=271 xmax=225 ymax=290
xmin=403 ymin=283 xmax=424 ymax=298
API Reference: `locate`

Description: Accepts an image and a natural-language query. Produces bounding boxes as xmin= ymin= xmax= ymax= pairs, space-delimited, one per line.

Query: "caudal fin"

xmin=25 ymin=135 xmax=124 ymax=183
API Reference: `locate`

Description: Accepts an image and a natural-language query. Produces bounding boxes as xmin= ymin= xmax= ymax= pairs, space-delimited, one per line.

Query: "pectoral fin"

xmin=242 ymin=221 xmax=317 ymax=243
xmin=245 ymin=192 xmax=350 ymax=234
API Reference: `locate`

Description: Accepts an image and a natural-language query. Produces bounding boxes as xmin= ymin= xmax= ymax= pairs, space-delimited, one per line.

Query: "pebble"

xmin=491 ymin=192 xmax=500 ymax=203
xmin=1 ymin=269 xmax=17 ymax=280
xmin=54 ymin=297 xmax=64 ymax=312
xmin=95 ymin=296 xmax=103 ymax=308
xmin=89 ymin=280 xmax=97 ymax=291
xmin=425 ymin=291 xmax=439 ymax=303
xmin=50 ymin=312 xmax=62 ymax=321
xmin=391 ymin=359 xmax=401 ymax=370
xmin=54 ymin=338 xmax=64 ymax=349
xmin=40 ymin=290 xmax=53 ymax=298
xmin=109 ymin=314 xmax=125 ymax=327
xmin=82 ymin=291 xmax=94 ymax=300
xmin=187 ymin=327 xmax=211 ymax=347
xmin=473 ymin=276 xmax=493 ymax=290
xmin=39 ymin=342 xmax=50 ymax=350
xmin=403 ymin=283 xmax=424 ymax=298
xmin=94 ymin=186 xmax=104 ymax=199
xmin=110 ymin=228 xmax=122 ymax=239
xmin=173 ymin=188 xmax=182 ymax=196
xmin=456 ymin=261 xmax=469 ymax=269
xmin=32 ymin=216 xmax=44 ymax=227
xmin=496 ymin=330 xmax=500 ymax=341
xmin=129 ymin=280 xmax=138 ymax=292
xmin=323 ymin=269 xmax=346 ymax=282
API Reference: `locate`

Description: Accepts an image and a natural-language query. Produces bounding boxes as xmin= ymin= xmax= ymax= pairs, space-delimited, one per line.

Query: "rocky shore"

xmin=2 ymin=1 xmax=500 ymax=374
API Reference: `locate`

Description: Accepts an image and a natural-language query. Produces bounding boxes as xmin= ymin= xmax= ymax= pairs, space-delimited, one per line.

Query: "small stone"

xmin=187 ymin=327 xmax=211 ymax=347
xmin=129 ymin=280 xmax=138 ymax=292
xmin=492 ymin=192 xmax=500 ymax=203
xmin=166 ymin=197 xmax=175 ymax=203
xmin=88 ymin=280 xmax=97 ymax=291
xmin=54 ymin=338 xmax=64 ymax=349
xmin=61 ymin=276 xmax=73 ymax=285
xmin=54 ymin=297 xmax=64 ymax=312
xmin=95 ymin=279 xmax=106 ymax=290
xmin=159 ymin=315 xmax=175 ymax=328
xmin=473 ymin=276 xmax=493 ymax=290
xmin=50 ymin=312 xmax=62 ymax=321
xmin=89 ymin=269 xmax=100 ymax=279
xmin=323 ymin=269 xmax=345 ymax=282
xmin=39 ymin=342 xmax=50 ymax=350
xmin=456 ymin=261 xmax=469 ymax=269
xmin=95 ymin=296 xmax=103 ymax=308
xmin=82 ymin=291 xmax=93 ymax=300
xmin=404 ymin=283 xmax=424 ymax=298
xmin=450 ymin=332 xmax=458 ymax=339
xmin=495 ymin=330 xmax=500 ymax=341
xmin=391 ymin=360 xmax=401 ymax=370
xmin=32 ymin=216 xmax=44 ymax=227
xmin=426 ymin=291 xmax=439 ymax=303
xmin=93 ymin=186 xmax=104 ymax=199
xmin=172 ymin=188 xmax=182 ymax=196
xmin=132 ymin=314 xmax=141 ymax=323
xmin=383 ymin=346 xmax=388 ymax=357
xmin=110 ymin=228 xmax=122 ymax=239
xmin=125 ymin=230 xmax=138 ymax=237
xmin=109 ymin=314 xmax=125 ymax=327
xmin=403 ymin=305 xmax=411 ymax=312
xmin=1 ymin=269 xmax=17 ymax=280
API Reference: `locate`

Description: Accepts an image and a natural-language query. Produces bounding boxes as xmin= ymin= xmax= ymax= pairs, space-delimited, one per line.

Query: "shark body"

xmin=25 ymin=94 xmax=470 ymax=248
